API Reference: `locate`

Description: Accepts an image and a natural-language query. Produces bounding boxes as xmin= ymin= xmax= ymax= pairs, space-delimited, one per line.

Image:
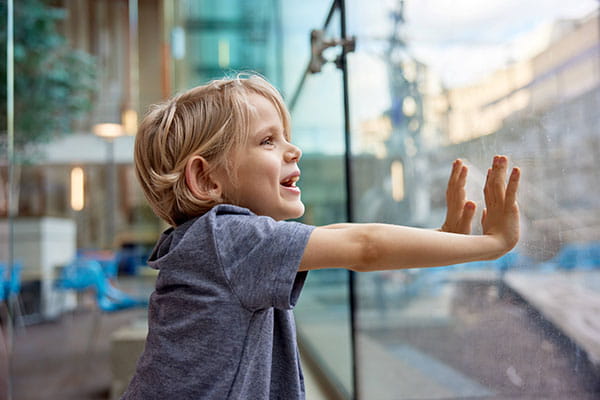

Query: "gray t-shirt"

xmin=121 ymin=204 xmax=315 ymax=399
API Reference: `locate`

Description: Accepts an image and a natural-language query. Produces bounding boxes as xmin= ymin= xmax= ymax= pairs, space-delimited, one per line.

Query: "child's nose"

xmin=285 ymin=144 xmax=302 ymax=162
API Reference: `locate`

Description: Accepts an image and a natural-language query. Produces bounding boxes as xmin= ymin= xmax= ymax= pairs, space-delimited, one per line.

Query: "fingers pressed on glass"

xmin=446 ymin=163 xmax=459 ymax=208
xmin=448 ymin=159 xmax=459 ymax=184
xmin=446 ymin=160 xmax=470 ymax=228
xmin=455 ymin=166 xmax=468 ymax=205
xmin=458 ymin=201 xmax=476 ymax=234
xmin=504 ymin=167 xmax=520 ymax=207
xmin=484 ymin=167 xmax=493 ymax=208
xmin=458 ymin=163 xmax=468 ymax=187
xmin=447 ymin=160 xmax=461 ymax=193
xmin=491 ymin=156 xmax=506 ymax=205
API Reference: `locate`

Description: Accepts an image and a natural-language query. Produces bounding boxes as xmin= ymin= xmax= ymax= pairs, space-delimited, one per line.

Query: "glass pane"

xmin=4 ymin=1 xmax=346 ymax=399
xmin=283 ymin=3 xmax=354 ymax=397
xmin=0 ymin=1 xmax=14 ymax=396
xmin=6 ymin=1 xmax=159 ymax=398
xmin=347 ymin=1 xmax=600 ymax=399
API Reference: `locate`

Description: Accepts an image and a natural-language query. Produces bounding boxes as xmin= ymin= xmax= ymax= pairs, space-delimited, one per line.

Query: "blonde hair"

xmin=134 ymin=73 xmax=291 ymax=226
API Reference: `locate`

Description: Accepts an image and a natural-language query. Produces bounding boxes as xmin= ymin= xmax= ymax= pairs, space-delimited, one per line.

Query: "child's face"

xmin=215 ymin=93 xmax=305 ymax=221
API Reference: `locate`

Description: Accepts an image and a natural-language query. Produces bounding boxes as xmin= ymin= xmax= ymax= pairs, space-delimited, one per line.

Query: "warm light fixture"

xmin=391 ymin=161 xmax=405 ymax=202
xmin=93 ymin=123 xmax=124 ymax=139
xmin=70 ymin=167 xmax=85 ymax=211
xmin=122 ymin=109 xmax=138 ymax=135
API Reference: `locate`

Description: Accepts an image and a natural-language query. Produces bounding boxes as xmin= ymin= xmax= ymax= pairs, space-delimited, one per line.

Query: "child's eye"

xmin=261 ymin=137 xmax=274 ymax=146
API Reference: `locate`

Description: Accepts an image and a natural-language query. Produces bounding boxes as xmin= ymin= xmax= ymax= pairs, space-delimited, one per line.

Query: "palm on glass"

xmin=442 ymin=156 xmax=520 ymax=254
xmin=482 ymin=155 xmax=520 ymax=252
xmin=441 ymin=159 xmax=477 ymax=234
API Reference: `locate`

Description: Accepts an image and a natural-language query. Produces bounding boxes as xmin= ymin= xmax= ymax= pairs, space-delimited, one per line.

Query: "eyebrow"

xmin=254 ymin=125 xmax=283 ymax=137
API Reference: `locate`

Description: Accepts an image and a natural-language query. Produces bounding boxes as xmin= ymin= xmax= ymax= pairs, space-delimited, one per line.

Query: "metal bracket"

xmin=309 ymin=29 xmax=356 ymax=74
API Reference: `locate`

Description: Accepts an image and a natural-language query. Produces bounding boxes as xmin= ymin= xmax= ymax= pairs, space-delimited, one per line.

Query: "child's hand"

xmin=440 ymin=159 xmax=476 ymax=234
xmin=481 ymin=155 xmax=520 ymax=252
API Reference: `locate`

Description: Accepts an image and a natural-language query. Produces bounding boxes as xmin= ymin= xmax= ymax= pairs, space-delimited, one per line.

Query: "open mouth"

xmin=280 ymin=175 xmax=299 ymax=188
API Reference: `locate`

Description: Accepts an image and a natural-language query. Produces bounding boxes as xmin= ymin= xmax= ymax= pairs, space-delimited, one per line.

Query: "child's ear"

xmin=185 ymin=155 xmax=223 ymax=202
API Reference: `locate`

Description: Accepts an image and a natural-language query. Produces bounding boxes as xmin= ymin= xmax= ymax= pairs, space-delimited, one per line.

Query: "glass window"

xmin=345 ymin=1 xmax=600 ymax=399
xmin=3 ymin=2 xmax=160 ymax=397
xmin=282 ymin=2 xmax=355 ymax=397
xmin=5 ymin=1 xmax=599 ymax=399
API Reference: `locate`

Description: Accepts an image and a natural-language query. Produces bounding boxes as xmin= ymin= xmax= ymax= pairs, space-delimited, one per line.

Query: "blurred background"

xmin=1 ymin=0 xmax=599 ymax=399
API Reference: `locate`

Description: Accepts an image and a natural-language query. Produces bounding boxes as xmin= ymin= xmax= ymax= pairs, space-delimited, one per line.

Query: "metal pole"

xmin=128 ymin=0 xmax=139 ymax=118
xmin=337 ymin=0 xmax=359 ymax=398
xmin=288 ymin=0 xmax=339 ymax=111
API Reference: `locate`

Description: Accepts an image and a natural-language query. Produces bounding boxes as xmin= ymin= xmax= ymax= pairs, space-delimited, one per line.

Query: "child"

xmin=123 ymin=74 xmax=520 ymax=399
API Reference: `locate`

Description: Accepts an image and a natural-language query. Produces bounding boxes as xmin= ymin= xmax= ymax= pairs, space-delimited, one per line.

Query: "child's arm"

xmin=299 ymin=156 xmax=520 ymax=272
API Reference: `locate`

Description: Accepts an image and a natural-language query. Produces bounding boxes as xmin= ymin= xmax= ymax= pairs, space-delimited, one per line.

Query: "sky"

xmin=349 ymin=0 xmax=598 ymax=88
xmin=288 ymin=0 xmax=599 ymax=154
xmin=342 ymin=0 xmax=599 ymax=133
xmin=402 ymin=0 xmax=598 ymax=87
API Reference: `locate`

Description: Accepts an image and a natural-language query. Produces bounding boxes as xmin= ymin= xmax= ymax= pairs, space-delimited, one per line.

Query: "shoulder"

xmin=205 ymin=204 xmax=314 ymax=246
xmin=180 ymin=204 xmax=254 ymax=239
xmin=205 ymin=204 xmax=313 ymax=238
xmin=211 ymin=203 xmax=255 ymax=217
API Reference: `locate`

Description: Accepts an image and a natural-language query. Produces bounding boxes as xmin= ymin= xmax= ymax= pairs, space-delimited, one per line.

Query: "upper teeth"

xmin=284 ymin=176 xmax=299 ymax=186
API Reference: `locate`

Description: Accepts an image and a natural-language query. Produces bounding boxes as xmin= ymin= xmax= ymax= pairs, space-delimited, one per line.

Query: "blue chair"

xmin=116 ymin=243 xmax=147 ymax=276
xmin=0 ymin=261 xmax=24 ymax=329
xmin=6 ymin=262 xmax=22 ymax=299
xmin=1 ymin=261 xmax=22 ymax=300
xmin=55 ymin=258 xmax=147 ymax=312
xmin=0 ymin=264 xmax=5 ymax=301
xmin=75 ymin=250 xmax=119 ymax=278
xmin=97 ymin=258 xmax=118 ymax=279
xmin=55 ymin=257 xmax=148 ymax=358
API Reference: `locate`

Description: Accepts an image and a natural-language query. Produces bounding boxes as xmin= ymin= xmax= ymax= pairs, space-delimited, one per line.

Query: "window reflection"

xmin=347 ymin=0 xmax=600 ymax=398
xmin=3 ymin=1 xmax=599 ymax=399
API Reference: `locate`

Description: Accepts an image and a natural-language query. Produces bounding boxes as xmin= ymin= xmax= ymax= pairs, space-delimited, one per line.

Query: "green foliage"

xmin=0 ymin=0 xmax=97 ymax=150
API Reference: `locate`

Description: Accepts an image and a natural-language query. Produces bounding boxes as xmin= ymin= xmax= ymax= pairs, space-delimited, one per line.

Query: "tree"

xmin=0 ymin=0 xmax=97 ymax=215
xmin=1 ymin=0 xmax=97 ymax=147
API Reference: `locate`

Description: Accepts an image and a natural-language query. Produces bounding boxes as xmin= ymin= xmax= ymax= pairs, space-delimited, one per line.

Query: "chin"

xmin=291 ymin=204 xmax=305 ymax=219
xmin=279 ymin=202 xmax=305 ymax=221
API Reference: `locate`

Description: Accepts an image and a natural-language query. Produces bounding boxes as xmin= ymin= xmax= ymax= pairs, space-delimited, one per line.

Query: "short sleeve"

xmin=211 ymin=206 xmax=315 ymax=311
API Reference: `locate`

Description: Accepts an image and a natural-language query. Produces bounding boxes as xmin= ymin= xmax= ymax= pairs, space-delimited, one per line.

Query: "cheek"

xmin=247 ymin=159 xmax=280 ymax=183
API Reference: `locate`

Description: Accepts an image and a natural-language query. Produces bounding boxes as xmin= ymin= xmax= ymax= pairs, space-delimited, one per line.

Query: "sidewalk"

xmin=297 ymin=273 xmax=600 ymax=399
xmin=504 ymin=270 xmax=600 ymax=371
